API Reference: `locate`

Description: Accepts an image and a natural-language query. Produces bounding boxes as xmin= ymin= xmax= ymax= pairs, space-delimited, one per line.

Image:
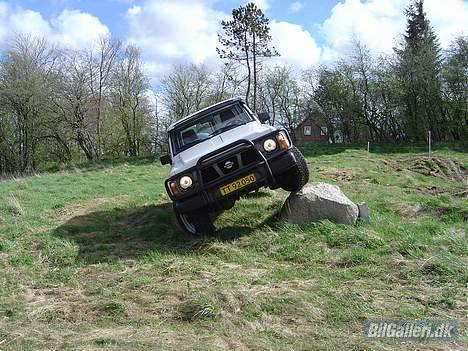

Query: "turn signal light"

xmin=278 ymin=133 xmax=290 ymax=150
xmin=169 ymin=181 xmax=181 ymax=198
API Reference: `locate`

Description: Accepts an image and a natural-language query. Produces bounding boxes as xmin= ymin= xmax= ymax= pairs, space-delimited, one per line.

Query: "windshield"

xmin=170 ymin=104 xmax=253 ymax=155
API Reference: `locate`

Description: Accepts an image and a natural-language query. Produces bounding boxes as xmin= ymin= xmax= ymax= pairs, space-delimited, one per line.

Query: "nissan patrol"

xmin=160 ymin=97 xmax=309 ymax=235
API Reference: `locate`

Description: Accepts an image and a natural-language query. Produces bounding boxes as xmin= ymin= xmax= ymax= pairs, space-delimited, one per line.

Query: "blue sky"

xmin=7 ymin=0 xmax=339 ymax=45
xmin=1 ymin=0 xmax=467 ymax=81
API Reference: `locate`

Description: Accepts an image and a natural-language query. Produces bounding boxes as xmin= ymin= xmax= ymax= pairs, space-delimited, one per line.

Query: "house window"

xmin=320 ymin=127 xmax=328 ymax=136
xmin=303 ymin=126 xmax=312 ymax=136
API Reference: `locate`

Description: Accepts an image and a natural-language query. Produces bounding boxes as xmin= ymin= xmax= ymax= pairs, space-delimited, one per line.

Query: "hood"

xmin=170 ymin=122 xmax=276 ymax=176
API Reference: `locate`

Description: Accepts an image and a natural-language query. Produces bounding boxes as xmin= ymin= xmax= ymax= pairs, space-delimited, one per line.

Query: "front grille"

xmin=201 ymin=167 xmax=219 ymax=183
xmin=200 ymin=146 xmax=259 ymax=184
xmin=241 ymin=149 xmax=260 ymax=166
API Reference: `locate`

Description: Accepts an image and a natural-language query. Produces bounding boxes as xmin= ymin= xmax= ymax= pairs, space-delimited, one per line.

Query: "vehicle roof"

xmin=168 ymin=97 xmax=243 ymax=131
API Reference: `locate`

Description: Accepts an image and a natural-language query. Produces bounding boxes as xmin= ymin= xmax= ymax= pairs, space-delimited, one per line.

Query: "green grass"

xmin=0 ymin=145 xmax=466 ymax=350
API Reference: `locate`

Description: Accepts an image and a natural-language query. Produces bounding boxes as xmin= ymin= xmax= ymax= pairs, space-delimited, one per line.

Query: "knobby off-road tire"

xmin=278 ymin=146 xmax=309 ymax=192
xmin=173 ymin=203 xmax=215 ymax=236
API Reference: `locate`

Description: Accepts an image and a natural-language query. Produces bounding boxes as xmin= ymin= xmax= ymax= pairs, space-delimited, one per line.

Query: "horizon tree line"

xmin=0 ymin=0 xmax=466 ymax=175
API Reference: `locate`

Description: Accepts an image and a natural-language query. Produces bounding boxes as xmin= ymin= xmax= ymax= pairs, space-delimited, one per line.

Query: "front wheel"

xmin=278 ymin=146 xmax=309 ymax=192
xmin=173 ymin=203 xmax=215 ymax=236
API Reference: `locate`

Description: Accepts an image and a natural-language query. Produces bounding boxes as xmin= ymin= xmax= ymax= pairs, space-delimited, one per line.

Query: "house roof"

xmin=295 ymin=111 xmax=328 ymax=130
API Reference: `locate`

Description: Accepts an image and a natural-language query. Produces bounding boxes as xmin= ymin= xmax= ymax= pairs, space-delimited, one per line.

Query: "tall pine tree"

xmin=395 ymin=0 xmax=443 ymax=141
xmin=217 ymin=2 xmax=279 ymax=111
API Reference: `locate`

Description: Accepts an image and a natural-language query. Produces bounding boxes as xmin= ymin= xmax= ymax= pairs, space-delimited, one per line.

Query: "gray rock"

xmin=358 ymin=202 xmax=370 ymax=222
xmin=280 ymin=182 xmax=359 ymax=225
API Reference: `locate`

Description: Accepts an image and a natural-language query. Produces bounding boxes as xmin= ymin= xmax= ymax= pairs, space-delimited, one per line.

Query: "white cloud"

xmin=0 ymin=6 xmax=51 ymax=43
xmin=424 ymin=0 xmax=468 ymax=45
xmin=270 ymin=20 xmax=321 ymax=68
xmin=127 ymin=5 xmax=141 ymax=16
xmin=321 ymin=0 xmax=468 ymax=61
xmin=50 ymin=10 xmax=110 ymax=50
xmin=250 ymin=0 xmax=270 ymax=11
xmin=2 ymin=0 xmax=465 ymax=81
xmin=127 ymin=0 xmax=321 ymax=80
xmin=290 ymin=1 xmax=304 ymax=13
xmin=126 ymin=0 xmax=225 ymax=74
xmin=0 ymin=2 xmax=109 ymax=50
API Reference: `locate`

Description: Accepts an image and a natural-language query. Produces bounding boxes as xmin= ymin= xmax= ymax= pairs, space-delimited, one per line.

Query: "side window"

xmin=181 ymin=128 xmax=198 ymax=145
xmin=303 ymin=126 xmax=312 ymax=136
xmin=320 ymin=127 xmax=328 ymax=136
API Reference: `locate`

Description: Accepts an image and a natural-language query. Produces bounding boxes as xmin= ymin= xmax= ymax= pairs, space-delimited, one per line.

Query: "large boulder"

xmin=280 ymin=182 xmax=359 ymax=225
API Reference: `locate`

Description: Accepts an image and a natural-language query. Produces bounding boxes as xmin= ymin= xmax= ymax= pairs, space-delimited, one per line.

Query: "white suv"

xmin=160 ymin=97 xmax=309 ymax=235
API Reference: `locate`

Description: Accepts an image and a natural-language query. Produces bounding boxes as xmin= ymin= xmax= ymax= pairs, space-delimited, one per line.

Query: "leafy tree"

xmin=217 ymin=2 xmax=279 ymax=111
xmin=395 ymin=0 xmax=443 ymax=141
xmin=442 ymin=36 xmax=468 ymax=140
xmin=0 ymin=36 xmax=62 ymax=171
xmin=313 ymin=66 xmax=355 ymax=143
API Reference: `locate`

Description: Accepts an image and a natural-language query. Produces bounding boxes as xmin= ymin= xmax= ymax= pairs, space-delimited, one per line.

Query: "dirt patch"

xmin=381 ymin=159 xmax=404 ymax=171
xmin=49 ymin=198 xmax=113 ymax=221
xmin=403 ymin=185 xmax=446 ymax=196
xmin=392 ymin=203 xmax=424 ymax=218
xmin=393 ymin=202 xmax=468 ymax=221
xmin=401 ymin=156 xmax=467 ymax=183
xmin=49 ymin=196 xmax=129 ymax=223
xmin=424 ymin=186 xmax=445 ymax=196
xmin=318 ymin=167 xmax=355 ymax=181
xmin=453 ymin=189 xmax=468 ymax=198
xmin=24 ymin=285 xmax=96 ymax=323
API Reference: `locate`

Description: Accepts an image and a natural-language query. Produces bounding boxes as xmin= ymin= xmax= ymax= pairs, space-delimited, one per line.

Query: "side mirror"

xmin=160 ymin=154 xmax=172 ymax=165
xmin=258 ymin=112 xmax=270 ymax=123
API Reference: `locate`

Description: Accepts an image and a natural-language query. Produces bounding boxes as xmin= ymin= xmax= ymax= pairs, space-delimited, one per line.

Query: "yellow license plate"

xmin=219 ymin=174 xmax=256 ymax=196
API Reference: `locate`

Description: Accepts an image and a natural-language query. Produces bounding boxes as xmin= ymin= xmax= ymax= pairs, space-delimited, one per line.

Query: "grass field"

xmin=0 ymin=144 xmax=466 ymax=350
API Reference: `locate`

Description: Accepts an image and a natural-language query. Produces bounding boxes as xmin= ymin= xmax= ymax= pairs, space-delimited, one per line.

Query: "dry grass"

xmin=6 ymin=195 xmax=24 ymax=216
xmin=317 ymin=167 xmax=356 ymax=181
xmin=0 ymin=148 xmax=466 ymax=350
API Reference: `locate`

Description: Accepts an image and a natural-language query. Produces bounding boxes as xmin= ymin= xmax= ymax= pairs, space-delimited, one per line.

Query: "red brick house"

xmin=294 ymin=114 xmax=329 ymax=143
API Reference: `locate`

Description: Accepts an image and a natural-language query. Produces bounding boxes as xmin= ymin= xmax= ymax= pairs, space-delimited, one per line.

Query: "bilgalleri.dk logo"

xmin=363 ymin=320 xmax=458 ymax=340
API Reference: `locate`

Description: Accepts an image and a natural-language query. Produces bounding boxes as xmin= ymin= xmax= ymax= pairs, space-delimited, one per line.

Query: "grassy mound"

xmin=403 ymin=156 xmax=467 ymax=183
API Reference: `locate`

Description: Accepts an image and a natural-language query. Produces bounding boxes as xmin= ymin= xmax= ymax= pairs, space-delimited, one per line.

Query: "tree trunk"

xmin=244 ymin=32 xmax=251 ymax=107
xmin=252 ymin=32 xmax=257 ymax=112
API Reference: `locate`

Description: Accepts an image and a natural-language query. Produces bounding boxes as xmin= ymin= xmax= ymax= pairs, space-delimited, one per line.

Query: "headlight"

xmin=179 ymin=175 xmax=193 ymax=190
xmin=263 ymin=138 xmax=277 ymax=152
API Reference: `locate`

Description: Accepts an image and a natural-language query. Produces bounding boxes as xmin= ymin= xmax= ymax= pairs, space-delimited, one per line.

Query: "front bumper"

xmin=172 ymin=145 xmax=297 ymax=214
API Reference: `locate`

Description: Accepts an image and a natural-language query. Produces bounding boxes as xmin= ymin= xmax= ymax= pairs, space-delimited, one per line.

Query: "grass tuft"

xmin=99 ymin=299 xmax=127 ymax=318
xmin=178 ymin=294 xmax=222 ymax=322
xmin=6 ymin=195 xmax=24 ymax=215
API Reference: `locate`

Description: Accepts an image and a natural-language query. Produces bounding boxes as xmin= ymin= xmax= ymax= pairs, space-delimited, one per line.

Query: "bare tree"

xmin=111 ymin=45 xmax=149 ymax=156
xmin=86 ymin=37 xmax=122 ymax=157
xmin=56 ymin=51 xmax=98 ymax=160
xmin=160 ymin=64 xmax=212 ymax=120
